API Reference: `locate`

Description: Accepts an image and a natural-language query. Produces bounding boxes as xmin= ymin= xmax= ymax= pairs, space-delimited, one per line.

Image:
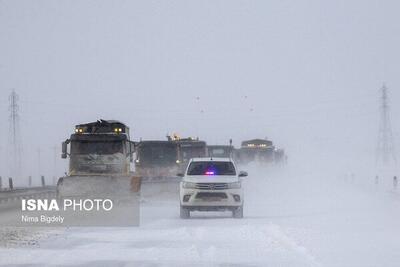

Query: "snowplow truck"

xmin=135 ymin=137 xmax=207 ymax=197
xmin=57 ymin=120 xmax=140 ymax=198
xmin=169 ymin=137 xmax=207 ymax=173
xmin=135 ymin=140 xmax=181 ymax=180
xmin=134 ymin=140 xmax=182 ymax=196
xmin=236 ymin=139 xmax=275 ymax=166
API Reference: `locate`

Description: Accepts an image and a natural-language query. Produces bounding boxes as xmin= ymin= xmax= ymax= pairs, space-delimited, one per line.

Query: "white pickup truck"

xmin=179 ymin=157 xmax=247 ymax=219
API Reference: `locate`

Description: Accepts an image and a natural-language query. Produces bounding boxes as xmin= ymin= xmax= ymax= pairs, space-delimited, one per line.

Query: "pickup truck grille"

xmin=195 ymin=183 xmax=228 ymax=190
xmin=195 ymin=192 xmax=228 ymax=200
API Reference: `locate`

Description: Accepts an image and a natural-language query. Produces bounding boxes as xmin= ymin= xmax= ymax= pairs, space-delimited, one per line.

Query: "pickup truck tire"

xmin=232 ymin=205 xmax=243 ymax=218
xmin=180 ymin=206 xmax=190 ymax=219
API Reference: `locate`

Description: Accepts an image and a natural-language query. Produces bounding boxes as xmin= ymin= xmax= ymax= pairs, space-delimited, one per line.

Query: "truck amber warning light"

xmin=246 ymin=143 xmax=268 ymax=147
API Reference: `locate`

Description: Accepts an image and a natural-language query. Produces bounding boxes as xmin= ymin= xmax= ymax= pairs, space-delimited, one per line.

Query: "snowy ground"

xmin=0 ymin=164 xmax=400 ymax=266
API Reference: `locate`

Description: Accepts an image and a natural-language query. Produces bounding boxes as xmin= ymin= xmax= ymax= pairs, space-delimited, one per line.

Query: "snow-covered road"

xmin=1 ymin=165 xmax=400 ymax=266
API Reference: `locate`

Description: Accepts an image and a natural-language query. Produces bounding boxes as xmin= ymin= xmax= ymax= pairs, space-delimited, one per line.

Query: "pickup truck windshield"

xmin=187 ymin=161 xmax=236 ymax=176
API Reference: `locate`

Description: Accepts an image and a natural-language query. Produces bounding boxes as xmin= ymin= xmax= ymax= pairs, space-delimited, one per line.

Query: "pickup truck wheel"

xmin=232 ymin=205 xmax=243 ymax=218
xmin=180 ymin=206 xmax=190 ymax=219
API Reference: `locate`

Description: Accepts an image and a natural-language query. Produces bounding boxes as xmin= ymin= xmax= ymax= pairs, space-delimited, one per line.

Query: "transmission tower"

xmin=376 ymin=84 xmax=396 ymax=165
xmin=8 ymin=90 xmax=21 ymax=179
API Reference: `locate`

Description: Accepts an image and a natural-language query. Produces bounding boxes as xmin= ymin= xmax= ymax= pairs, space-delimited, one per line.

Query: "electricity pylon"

xmin=376 ymin=84 xmax=396 ymax=166
xmin=8 ymin=90 xmax=22 ymax=180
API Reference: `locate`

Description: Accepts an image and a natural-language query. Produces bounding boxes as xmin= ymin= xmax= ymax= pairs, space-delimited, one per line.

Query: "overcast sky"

xmin=1 ymin=0 xmax=399 ymax=182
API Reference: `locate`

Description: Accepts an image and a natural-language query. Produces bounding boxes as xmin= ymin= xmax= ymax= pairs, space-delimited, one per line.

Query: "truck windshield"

xmin=71 ymin=141 xmax=123 ymax=155
xmin=187 ymin=161 xmax=236 ymax=176
xmin=181 ymin=146 xmax=206 ymax=161
xmin=138 ymin=144 xmax=178 ymax=165
xmin=209 ymin=148 xmax=230 ymax=157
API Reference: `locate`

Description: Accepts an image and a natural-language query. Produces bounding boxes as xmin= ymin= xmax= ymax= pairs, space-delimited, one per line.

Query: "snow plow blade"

xmin=55 ymin=175 xmax=141 ymax=226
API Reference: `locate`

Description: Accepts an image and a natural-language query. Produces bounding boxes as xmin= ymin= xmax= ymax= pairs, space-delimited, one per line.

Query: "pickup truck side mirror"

xmin=238 ymin=171 xmax=248 ymax=178
xmin=177 ymin=173 xmax=184 ymax=177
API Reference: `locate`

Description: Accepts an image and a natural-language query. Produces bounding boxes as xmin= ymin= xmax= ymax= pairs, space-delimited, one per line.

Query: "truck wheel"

xmin=180 ymin=206 xmax=190 ymax=219
xmin=232 ymin=205 xmax=243 ymax=218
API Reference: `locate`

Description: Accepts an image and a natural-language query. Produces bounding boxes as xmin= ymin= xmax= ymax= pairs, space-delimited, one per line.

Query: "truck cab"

xmin=168 ymin=136 xmax=207 ymax=171
xmin=58 ymin=120 xmax=138 ymax=197
xmin=236 ymin=139 xmax=275 ymax=166
xmin=135 ymin=140 xmax=181 ymax=179
xmin=62 ymin=120 xmax=134 ymax=176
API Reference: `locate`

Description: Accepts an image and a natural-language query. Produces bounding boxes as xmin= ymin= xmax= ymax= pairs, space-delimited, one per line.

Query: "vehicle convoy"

xmin=236 ymin=138 xmax=276 ymax=166
xmin=179 ymin=158 xmax=247 ymax=219
xmin=57 ymin=120 xmax=139 ymax=197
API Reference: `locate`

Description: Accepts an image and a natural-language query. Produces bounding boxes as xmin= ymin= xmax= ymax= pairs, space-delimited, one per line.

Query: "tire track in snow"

xmin=264 ymin=223 xmax=321 ymax=267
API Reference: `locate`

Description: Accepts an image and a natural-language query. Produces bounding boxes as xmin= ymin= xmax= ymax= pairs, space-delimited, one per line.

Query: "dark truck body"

xmin=135 ymin=140 xmax=181 ymax=179
xmin=236 ymin=139 xmax=275 ymax=165
xmin=173 ymin=138 xmax=207 ymax=172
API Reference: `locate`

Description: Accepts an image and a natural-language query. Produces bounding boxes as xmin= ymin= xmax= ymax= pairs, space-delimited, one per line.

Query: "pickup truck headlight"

xmin=227 ymin=182 xmax=241 ymax=189
xmin=182 ymin=182 xmax=197 ymax=189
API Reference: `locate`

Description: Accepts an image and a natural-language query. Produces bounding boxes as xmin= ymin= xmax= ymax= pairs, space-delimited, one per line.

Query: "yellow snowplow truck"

xmin=57 ymin=120 xmax=140 ymax=198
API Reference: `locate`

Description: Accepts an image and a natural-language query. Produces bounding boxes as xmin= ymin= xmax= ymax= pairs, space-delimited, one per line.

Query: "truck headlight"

xmin=227 ymin=182 xmax=241 ymax=189
xmin=182 ymin=182 xmax=196 ymax=189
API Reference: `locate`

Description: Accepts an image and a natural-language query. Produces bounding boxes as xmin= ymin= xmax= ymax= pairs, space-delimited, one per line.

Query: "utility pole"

xmin=376 ymin=84 xmax=396 ymax=165
xmin=8 ymin=90 xmax=21 ymax=181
